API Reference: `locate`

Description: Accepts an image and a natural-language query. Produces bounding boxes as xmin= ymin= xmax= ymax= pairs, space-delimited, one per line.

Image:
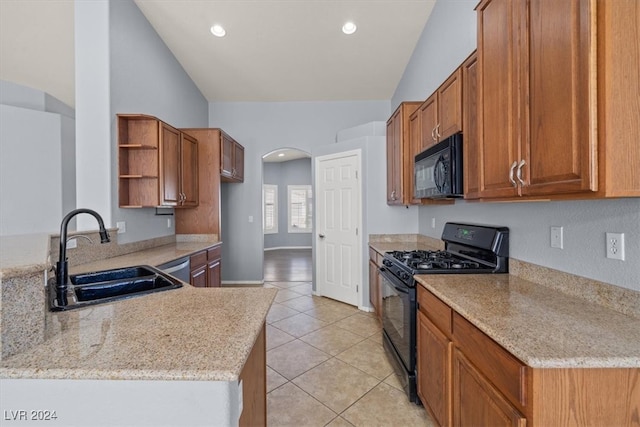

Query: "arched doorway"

xmin=262 ymin=148 xmax=312 ymax=283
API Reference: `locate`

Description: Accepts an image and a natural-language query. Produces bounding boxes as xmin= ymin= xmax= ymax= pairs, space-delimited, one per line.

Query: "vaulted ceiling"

xmin=0 ymin=0 xmax=435 ymax=107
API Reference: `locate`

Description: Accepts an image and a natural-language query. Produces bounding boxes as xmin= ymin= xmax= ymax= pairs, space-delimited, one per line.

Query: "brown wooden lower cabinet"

xmin=368 ymin=247 xmax=383 ymax=320
xmin=452 ymin=348 xmax=526 ymax=427
xmin=417 ymin=310 xmax=452 ymax=427
xmin=416 ymin=285 xmax=640 ymax=426
xmin=207 ymin=245 xmax=222 ymax=288
xmin=239 ymin=323 xmax=266 ymax=426
xmin=190 ymin=244 xmax=222 ymax=288
xmin=190 ymin=250 xmax=207 ymax=287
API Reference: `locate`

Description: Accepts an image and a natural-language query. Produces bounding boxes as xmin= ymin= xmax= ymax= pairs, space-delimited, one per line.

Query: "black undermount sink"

xmin=50 ymin=265 xmax=182 ymax=311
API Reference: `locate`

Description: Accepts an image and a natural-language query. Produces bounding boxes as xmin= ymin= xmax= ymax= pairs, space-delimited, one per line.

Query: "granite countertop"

xmin=69 ymin=241 xmax=222 ymax=275
xmin=0 ymin=233 xmax=51 ymax=278
xmin=0 ymin=285 xmax=277 ymax=381
xmin=415 ymin=274 xmax=640 ymax=369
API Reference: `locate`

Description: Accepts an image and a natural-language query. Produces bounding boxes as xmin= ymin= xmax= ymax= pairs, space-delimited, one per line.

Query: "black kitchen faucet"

xmin=55 ymin=208 xmax=110 ymax=306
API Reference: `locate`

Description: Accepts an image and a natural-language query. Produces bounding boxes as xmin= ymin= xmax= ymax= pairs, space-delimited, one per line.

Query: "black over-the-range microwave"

xmin=414 ymin=132 xmax=463 ymax=199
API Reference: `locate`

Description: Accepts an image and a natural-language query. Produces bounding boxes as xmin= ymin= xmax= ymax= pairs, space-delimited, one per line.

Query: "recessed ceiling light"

xmin=210 ymin=25 xmax=226 ymax=37
xmin=342 ymin=21 xmax=357 ymax=35
xmin=278 ymin=153 xmax=285 ymax=157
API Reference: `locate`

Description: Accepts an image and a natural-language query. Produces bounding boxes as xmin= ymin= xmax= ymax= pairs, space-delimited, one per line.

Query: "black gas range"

xmin=382 ymin=223 xmax=509 ymax=284
xmin=380 ymin=223 xmax=509 ymax=404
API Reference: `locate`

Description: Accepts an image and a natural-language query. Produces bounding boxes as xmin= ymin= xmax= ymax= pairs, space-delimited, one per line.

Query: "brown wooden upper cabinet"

xmin=221 ymin=132 xmax=244 ymax=183
xmin=387 ymin=102 xmax=421 ymax=205
xmin=117 ymin=114 xmax=198 ymax=208
xmin=419 ymin=68 xmax=463 ymax=153
xmin=175 ymin=128 xmax=222 ymax=237
xmin=462 ymin=51 xmax=480 ymax=200
xmin=474 ymin=0 xmax=640 ymax=200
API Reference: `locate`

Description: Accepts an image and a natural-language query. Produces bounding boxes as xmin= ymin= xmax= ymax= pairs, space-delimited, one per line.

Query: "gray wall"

xmin=74 ymin=0 xmax=208 ymax=241
xmin=0 ymin=81 xmax=76 ymax=235
xmin=393 ymin=0 xmax=640 ymax=291
xmin=211 ymin=101 xmax=391 ymax=282
xmin=263 ymin=158 xmax=313 ymax=249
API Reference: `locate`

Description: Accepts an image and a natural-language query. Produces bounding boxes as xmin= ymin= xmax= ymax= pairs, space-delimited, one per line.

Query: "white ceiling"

xmin=0 ymin=0 xmax=435 ymax=107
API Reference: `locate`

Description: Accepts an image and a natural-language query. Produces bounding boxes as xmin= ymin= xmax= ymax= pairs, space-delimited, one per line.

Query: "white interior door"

xmin=315 ymin=150 xmax=361 ymax=306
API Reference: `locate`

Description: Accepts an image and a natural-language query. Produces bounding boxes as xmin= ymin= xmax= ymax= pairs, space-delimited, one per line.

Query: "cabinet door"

xmin=160 ymin=123 xmax=181 ymax=206
xmin=408 ymin=110 xmax=422 ymax=204
xmin=438 ymin=68 xmax=463 ymax=141
xmin=386 ymin=111 xmax=402 ymax=205
xmin=521 ymin=0 xmax=596 ymax=195
xmin=190 ymin=264 xmax=207 ymax=288
xmin=452 ymin=348 xmax=526 ymax=427
xmin=207 ymin=259 xmax=221 ymax=288
xmin=233 ymin=143 xmax=244 ymax=182
xmin=477 ymin=0 xmax=520 ymax=198
xmin=417 ymin=310 xmax=452 ymax=427
xmin=221 ymin=133 xmax=234 ymax=179
xmin=463 ymin=52 xmax=480 ymax=199
xmin=419 ymin=95 xmax=438 ymax=151
xmin=180 ymin=132 xmax=199 ymax=207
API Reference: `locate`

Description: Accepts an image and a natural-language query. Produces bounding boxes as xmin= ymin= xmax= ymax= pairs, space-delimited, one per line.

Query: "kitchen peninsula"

xmin=0 ymin=234 xmax=276 ymax=426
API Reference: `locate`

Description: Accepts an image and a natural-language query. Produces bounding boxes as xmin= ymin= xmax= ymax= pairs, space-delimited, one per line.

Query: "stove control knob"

xmin=382 ymin=259 xmax=392 ymax=267
xmin=401 ymin=272 xmax=411 ymax=281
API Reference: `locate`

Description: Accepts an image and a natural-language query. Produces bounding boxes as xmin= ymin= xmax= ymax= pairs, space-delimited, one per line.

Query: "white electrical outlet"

xmin=550 ymin=226 xmax=563 ymax=249
xmin=116 ymin=221 xmax=126 ymax=234
xmin=431 ymin=217 xmax=436 ymax=229
xmin=606 ymin=232 xmax=625 ymax=260
xmin=167 ymin=218 xmax=172 ymax=228
xmin=248 ymin=216 xmax=254 ymax=223
xmin=67 ymin=238 xmax=78 ymax=249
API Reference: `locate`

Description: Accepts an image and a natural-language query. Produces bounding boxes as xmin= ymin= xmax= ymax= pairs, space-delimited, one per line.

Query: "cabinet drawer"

xmin=453 ymin=313 xmax=528 ymax=410
xmin=207 ymin=245 xmax=222 ymax=261
xmin=190 ymin=250 xmax=207 ymax=269
xmin=418 ymin=287 xmax=452 ymax=336
xmin=368 ymin=247 xmax=384 ymax=267
xmin=369 ymin=247 xmax=377 ymax=263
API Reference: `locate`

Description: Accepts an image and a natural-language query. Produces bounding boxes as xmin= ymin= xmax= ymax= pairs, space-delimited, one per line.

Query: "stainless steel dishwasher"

xmin=157 ymin=256 xmax=190 ymax=284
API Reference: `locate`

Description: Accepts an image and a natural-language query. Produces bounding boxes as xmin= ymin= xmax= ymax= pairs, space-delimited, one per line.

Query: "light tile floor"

xmin=265 ymin=281 xmax=435 ymax=427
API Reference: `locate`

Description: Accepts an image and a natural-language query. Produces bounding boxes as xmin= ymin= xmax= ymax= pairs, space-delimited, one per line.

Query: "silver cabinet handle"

xmin=390 ymin=190 xmax=397 ymax=201
xmin=509 ymin=161 xmax=518 ymax=187
xmin=516 ymin=159 xmax=526 ymax=186
xmin=318 ymin=234 xmax=325 ymax=239
xmin=435 ymin=123 xmax=441 ymax=139
xmin=431 ymin=127 xmax=437 ymax=141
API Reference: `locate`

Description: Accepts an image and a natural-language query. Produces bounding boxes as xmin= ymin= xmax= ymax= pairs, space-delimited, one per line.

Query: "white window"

xmin=288 ymin=185 xmax=312 ymax=233
xmin=263 ymin=184 xmax=278 ymax=234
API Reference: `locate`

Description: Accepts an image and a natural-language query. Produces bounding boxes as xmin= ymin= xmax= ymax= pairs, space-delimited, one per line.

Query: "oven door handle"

xmin=379 ymin=267 xmax=410 ymax=294
xmin=392 ymin=283 xmax=409 ymax=294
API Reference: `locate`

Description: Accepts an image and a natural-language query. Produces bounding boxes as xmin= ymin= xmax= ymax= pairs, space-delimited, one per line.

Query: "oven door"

xmin=379 ymin=267 xmax=416 ymax=373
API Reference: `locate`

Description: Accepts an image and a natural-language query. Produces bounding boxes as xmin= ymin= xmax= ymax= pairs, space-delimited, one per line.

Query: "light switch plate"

xmin=550 ymin=226 xmax=563 ymax=249
xmin=116 ymin=221 xmax=126 ymax=234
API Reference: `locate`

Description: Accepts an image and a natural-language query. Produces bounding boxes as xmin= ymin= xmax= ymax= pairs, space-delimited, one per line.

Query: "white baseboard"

xmin=264 ymin=246 xmax=312 ymax=251
xmin=221 ymin=280 xmax=264 ymax=286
